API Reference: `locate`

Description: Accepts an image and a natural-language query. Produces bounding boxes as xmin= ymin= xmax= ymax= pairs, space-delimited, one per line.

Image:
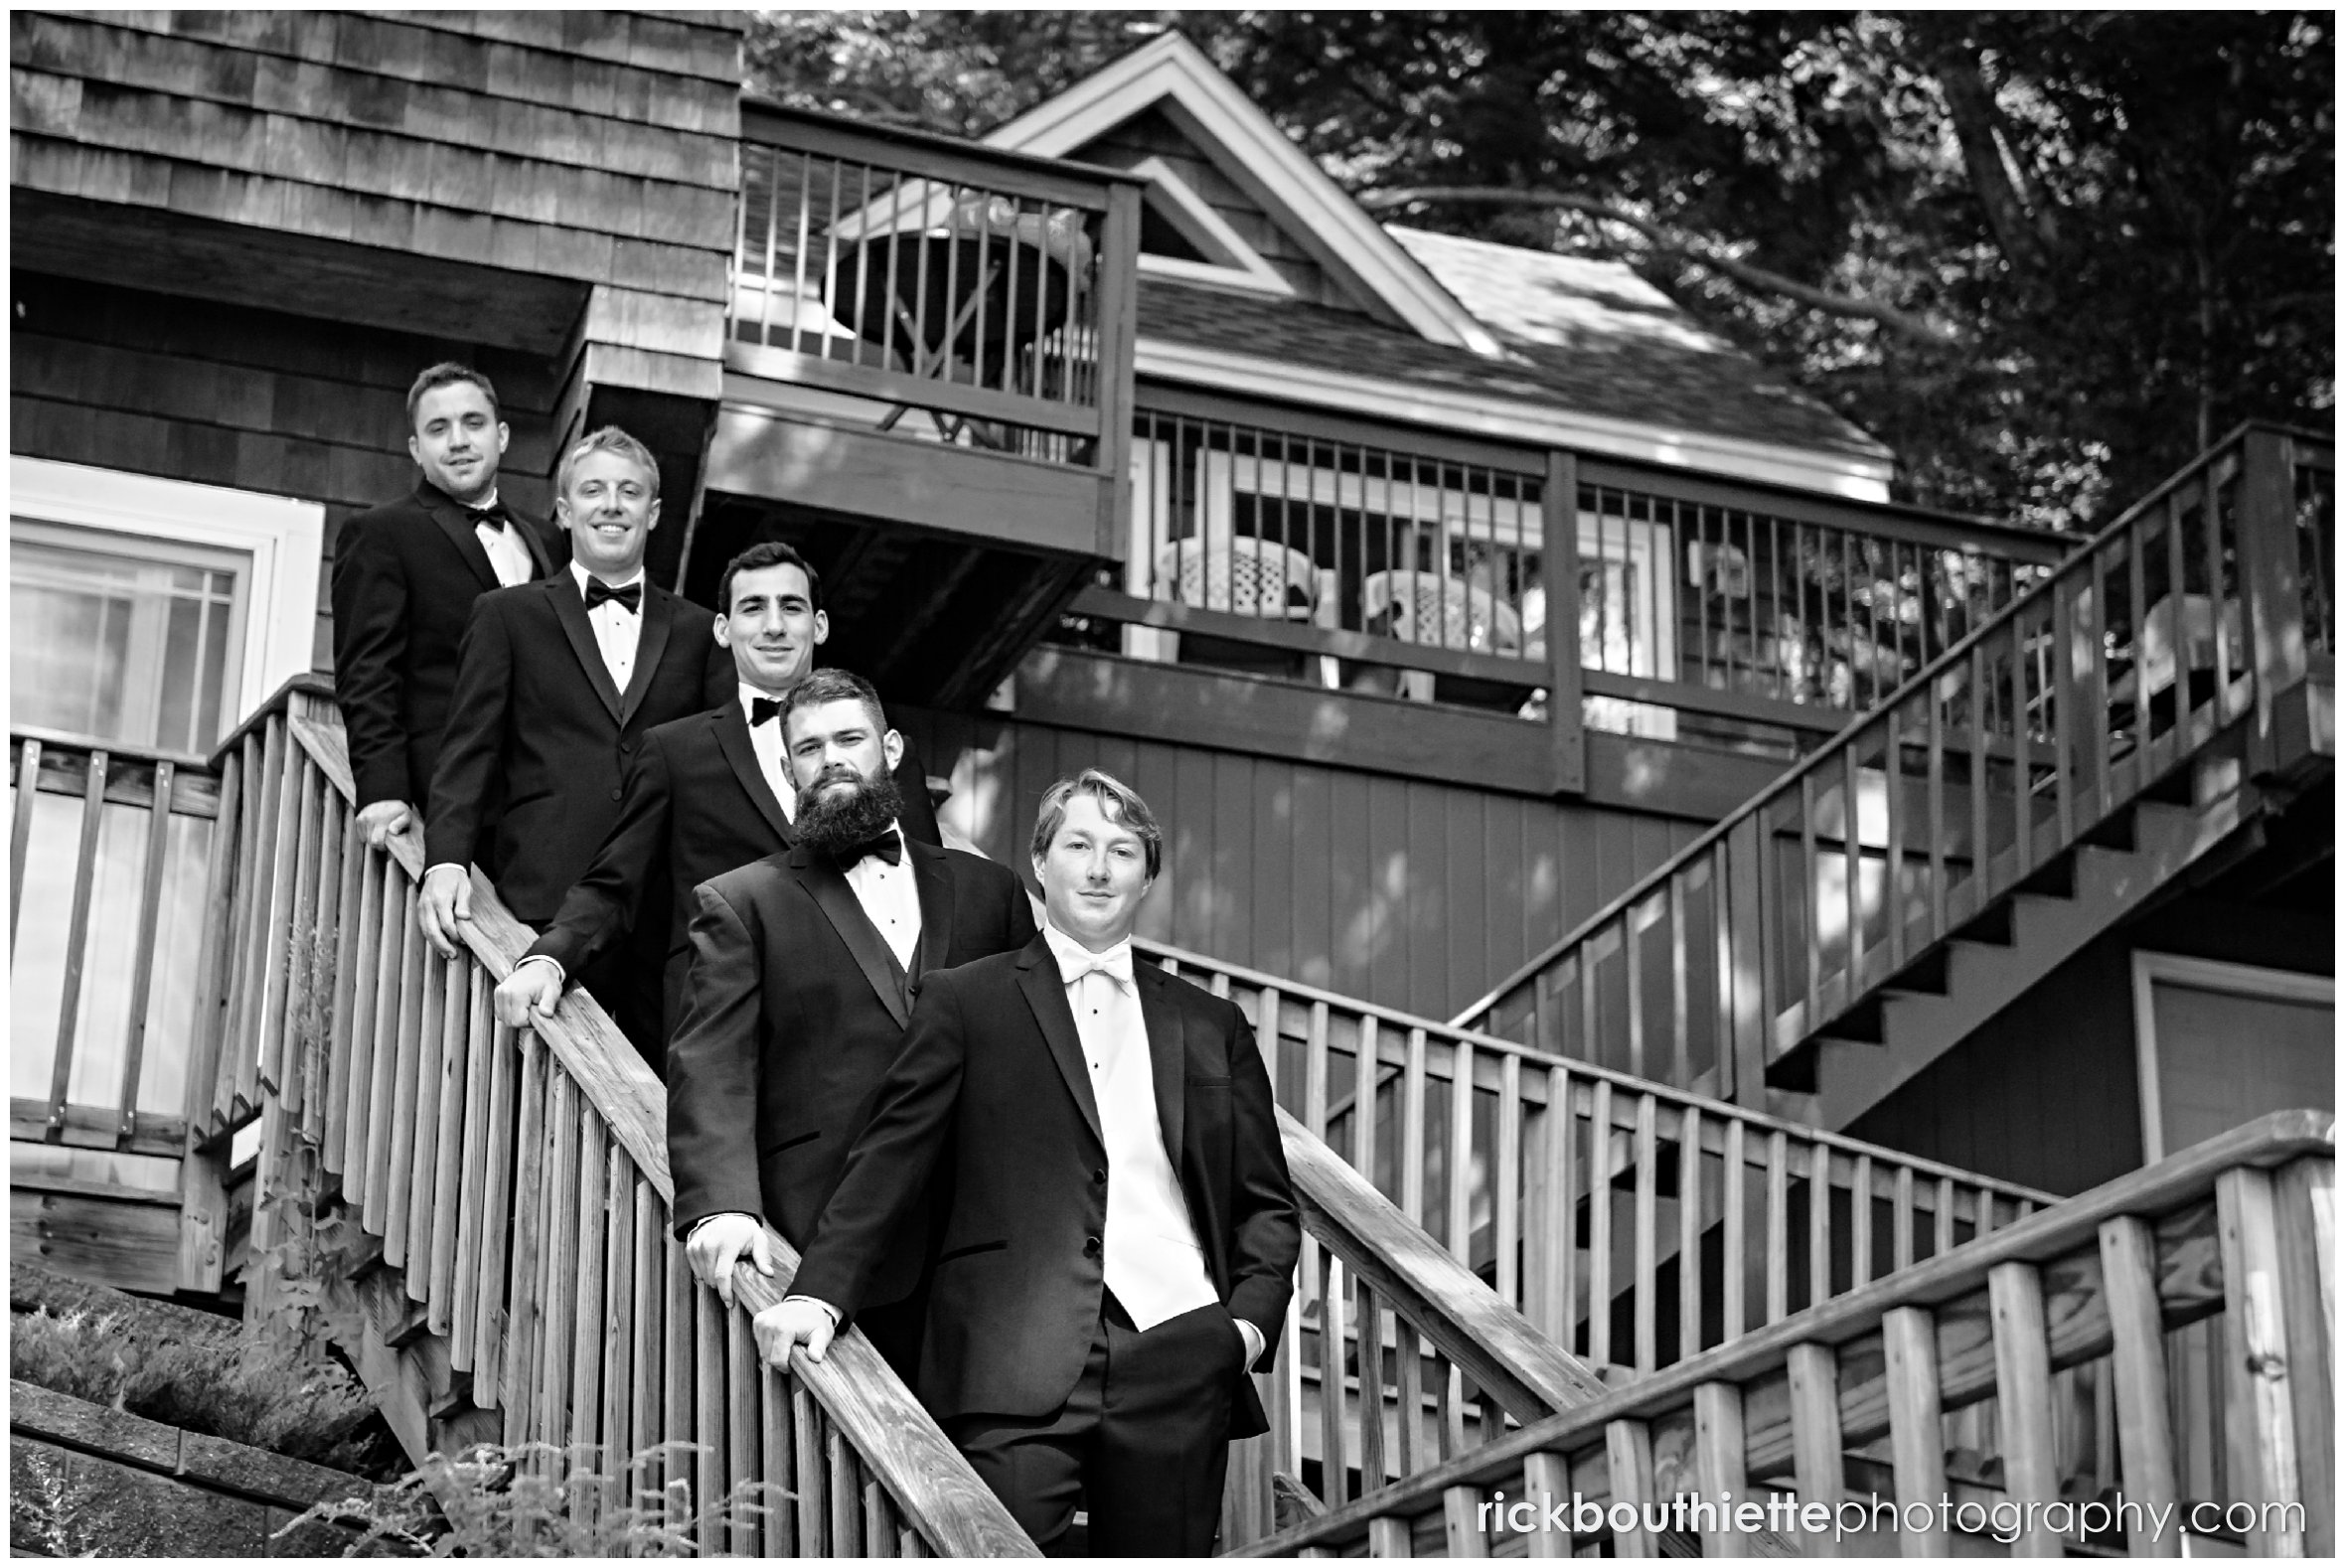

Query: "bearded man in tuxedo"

xmin=665 ymin=668 xmax=1035 ymax=1377
xmin=330 ymin=362 xmax=558 ymax=850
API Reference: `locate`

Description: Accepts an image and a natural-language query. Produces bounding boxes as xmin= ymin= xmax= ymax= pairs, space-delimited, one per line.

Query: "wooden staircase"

xmin=166 ymin=673 xmax=2333 ymax=1554
xmin=1454 ymin=425 xmax=2335 ymax=1131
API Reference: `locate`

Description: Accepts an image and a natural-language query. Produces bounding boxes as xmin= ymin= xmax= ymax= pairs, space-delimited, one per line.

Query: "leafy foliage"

xmin=280 ymin=1441 xmax=785 ymax=1557
xmin=746 ymin=11 xmax=2332 ymax=528
xmin=10 ymin=1305 xmax=398 ymax=1478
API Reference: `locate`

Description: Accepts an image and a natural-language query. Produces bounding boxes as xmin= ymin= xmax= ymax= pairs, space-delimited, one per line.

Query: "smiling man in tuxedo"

xmin=489 ymin=542 xmax=941 ymax=1046
xmin=330 ymin=363 xmax=558 ymax=850
xmin=664 ymin=668 xmax=1035 ymax=1378
xmin=757 ymin=770 xmax=1299 ymax=1556
xmin=417 ymin=425 xmax=732 ymax=1059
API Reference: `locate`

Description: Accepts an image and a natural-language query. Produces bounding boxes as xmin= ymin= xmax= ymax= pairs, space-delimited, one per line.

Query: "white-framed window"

xmin=1126 ymin=439 xmax=1676 ymax=733
xmin=10 ymin=456 xmax=324 ymax=753
xmin=2131 ymin=952 xmax=2333 ymax=1163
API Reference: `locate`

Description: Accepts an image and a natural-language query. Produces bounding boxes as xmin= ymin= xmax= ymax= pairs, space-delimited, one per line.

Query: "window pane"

xmin=9 ymin=527 xmax=246 ymax=752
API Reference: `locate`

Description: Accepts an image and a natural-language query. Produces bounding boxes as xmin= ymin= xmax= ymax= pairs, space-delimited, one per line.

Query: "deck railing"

xmin=1140 ymin=943 xmax=2051 ymax=1381
xmin=9 ymin=725 xmax=235 ymax=1289
xmin=1241 ymin=1110 xmax=2334 ymax=1558
xmin=204 ymin=681 xmax=1036 ymax=1556
xmin=730 ymin=100 xmax=1138 ymax=477
xmin=1055 ymin=397 xmax=2068 ymax=772
xmin=1455 ymin=425 xmax=2334 ymax=1101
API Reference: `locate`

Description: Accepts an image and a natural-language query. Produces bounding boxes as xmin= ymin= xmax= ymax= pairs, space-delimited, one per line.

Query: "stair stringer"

xmin=1812 ymin=782 xmax=2260 ymax=1132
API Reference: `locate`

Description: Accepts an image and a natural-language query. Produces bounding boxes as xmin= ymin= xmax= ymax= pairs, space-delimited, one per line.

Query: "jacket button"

xmin=620 ymin=739 xmax=634 ymax=753
xmin=1082 ymin=1235 xmax=1102 ymax=1257
xmin=1092 ymin=1168 xmax=1107 ymax=1184
xmin=609 ymin=787 xmax=623 ymax=801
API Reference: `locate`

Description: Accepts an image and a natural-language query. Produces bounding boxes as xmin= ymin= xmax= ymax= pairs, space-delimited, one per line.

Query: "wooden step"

xmin=1813 ymin=787 xmax=2258 ymax=1130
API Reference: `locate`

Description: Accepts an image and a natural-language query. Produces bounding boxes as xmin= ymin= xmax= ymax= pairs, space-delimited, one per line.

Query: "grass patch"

xmin=286 ymin=1441 xmax=786 ymax=1557
xmin=10 ymin=1305 xmax=400 ymax=1479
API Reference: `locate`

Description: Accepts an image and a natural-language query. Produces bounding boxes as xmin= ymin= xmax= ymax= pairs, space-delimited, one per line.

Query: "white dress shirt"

xmin=470 ymin=490 xmax=535 ymax=587
xmin=1041 ymin=921 xmax=1219 ymax=1334
xmin=739 ymin=684 xmax=797 ymax=823
xmin=843 ymin=823 xmax=919 ymax=974
xmin=571 ymin=559 xmax=645 ymax=691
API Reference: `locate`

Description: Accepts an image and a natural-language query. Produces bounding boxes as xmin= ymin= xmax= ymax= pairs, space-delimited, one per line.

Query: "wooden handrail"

xmin=1240 ymin=1111 xmax=2334 ymax=1557
xmin=1139 ymin=938 xmax=2054 ymax=1391
xmin=213 ymin=687 xmax=1038 ymax=1556
xmin=1453 ymin=425 xmax=2335 ymax=1109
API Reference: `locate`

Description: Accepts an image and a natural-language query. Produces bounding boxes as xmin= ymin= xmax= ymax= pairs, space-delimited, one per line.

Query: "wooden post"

xmin=1986 ymin=1262 xmax=2067 ymax=1555
xmin=2235 ymin=428 xmax=2309 ymax=776
xmin=2098 ymin=1214 xmax=2182 ymax=1558
xmin=1691 ymin=1381 xmax=1750 ymax=1558
xmin=1881 ymin=1306 xmax=1950 ymax=1555
xmin=2216 ymin=1165 xmax=2307 ymax=1555
xmin=2270 ymin=1157 xmax=2334 ymax=1558
xmin=1785 ymin=1342 xmax=1843 ymax=1557
xmin=1543 ymin=450 xmax=1586 ymax=794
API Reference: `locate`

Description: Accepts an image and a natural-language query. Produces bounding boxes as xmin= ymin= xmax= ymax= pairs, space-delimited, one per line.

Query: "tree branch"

xmin=1359 ymin=185 xmax=1970 ymax=348
xmin=1927 ymin=42 xmax=2057 ymax=275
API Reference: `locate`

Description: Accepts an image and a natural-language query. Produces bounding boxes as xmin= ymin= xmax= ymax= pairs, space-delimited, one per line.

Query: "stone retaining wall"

xmin=9 ymin=1379 xmax=375 ymax=1557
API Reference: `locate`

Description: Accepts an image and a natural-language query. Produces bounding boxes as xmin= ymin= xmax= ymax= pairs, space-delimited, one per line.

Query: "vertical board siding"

xmin=901 ymin=708 xmax=1700 ymax=1019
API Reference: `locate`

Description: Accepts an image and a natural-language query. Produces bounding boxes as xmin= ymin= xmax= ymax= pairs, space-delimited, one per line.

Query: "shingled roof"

xmin=1134 ymin=227 xmax=1889 ymax=464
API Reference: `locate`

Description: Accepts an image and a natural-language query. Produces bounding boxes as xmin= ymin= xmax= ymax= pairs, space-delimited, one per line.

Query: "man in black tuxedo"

xmin=417 ymin=425 xmax=732 ymax=1057
xmin=330 ymin=363 xmax=558 ymax=849
xmin=760 ymin=770 xmax=1300 ymax=1556
xmin=664 ymin=669 xmax=1036 ymax=1378
xmin=488 ymin=542 xmax=942 ymax=1044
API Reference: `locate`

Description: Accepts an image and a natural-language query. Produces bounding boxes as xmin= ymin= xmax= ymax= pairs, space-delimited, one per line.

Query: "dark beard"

xmin=794 ymin=763 xmax=905 ymax=858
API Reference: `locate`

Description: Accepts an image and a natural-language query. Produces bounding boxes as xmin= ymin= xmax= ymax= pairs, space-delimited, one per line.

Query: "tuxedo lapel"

xmin=907 ymin=840 xmax=955 ymax=980
xmin=1136 ymin=965 xmax=1185 ymax=1172
xmin=547 ymin=575 xmax=625 ymax=722
xmin=789 ymin=847 xmax=909 ymax=1028
xmin=709 ymin=703 xmax=793 ymax=844
xmin=619 ymin=586 xmax=676 ymax=726
xmin=1016 ymin=942 xmax=1103 ymax=1148
xmin=419 ymin=485 xmax=502 ymax=592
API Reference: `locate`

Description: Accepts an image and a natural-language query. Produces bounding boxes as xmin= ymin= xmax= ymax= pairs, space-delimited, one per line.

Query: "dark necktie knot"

xmin=749 ymin=696 xmax=785 ymax=727
xmin=836 ymin=830 xmax=902 ymax=870
xmin=585 ymin=576 xmax=642 ymax=613
xmin=466 ymin=503 xmax=509 ymax=533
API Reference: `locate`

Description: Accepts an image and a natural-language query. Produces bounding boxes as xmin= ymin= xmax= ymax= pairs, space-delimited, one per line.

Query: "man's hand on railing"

xmin=753 ymin=1295 xmax=839 ymax=1368
xmin=417 ymin=863 xmax=473 ymax=958
xmin=356 ymin=798 xmax=415 ymax=850
xmin=495 ymin=958 xmax=566 ymax=1028
xmin=686 ymin=1211 xmax=774 ymax=1307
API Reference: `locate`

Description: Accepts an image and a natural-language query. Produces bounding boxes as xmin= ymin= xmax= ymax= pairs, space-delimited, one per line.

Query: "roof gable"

xmin=986 ymin=32 xmax=1499 ymax=354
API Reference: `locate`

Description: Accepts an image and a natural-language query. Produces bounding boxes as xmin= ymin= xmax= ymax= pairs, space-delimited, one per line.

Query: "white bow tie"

xmin=1060 ymin=948 xmax=1134 ymax=989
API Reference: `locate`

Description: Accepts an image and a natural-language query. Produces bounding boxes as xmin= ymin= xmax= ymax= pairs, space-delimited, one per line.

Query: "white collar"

xmin=569 ymin=559 xmax=646 ymax=594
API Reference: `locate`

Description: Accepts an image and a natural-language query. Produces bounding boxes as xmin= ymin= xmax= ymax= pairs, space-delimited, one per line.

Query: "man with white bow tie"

xmin=757 ymin=769 xmax=1299 ymax=1556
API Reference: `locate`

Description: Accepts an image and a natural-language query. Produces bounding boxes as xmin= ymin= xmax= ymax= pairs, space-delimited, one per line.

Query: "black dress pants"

xmin=948 ymin=1298 xmax=1246 ymax=1557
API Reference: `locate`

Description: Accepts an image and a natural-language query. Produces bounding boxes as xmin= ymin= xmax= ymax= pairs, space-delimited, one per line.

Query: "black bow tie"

xmin=584 ymin=577 xmax=642 ymax=613
xmin=465 ymin=503 xmax=509 ymax=533
xmin=749 ymin=697 xmax=785 ymax=727
xmin=836 ymin=831 xmax=902 ymax=869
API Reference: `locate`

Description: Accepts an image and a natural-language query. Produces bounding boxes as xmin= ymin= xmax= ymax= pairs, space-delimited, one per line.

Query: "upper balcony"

xmin=689 ymin=103 xmax=1142 ymax=708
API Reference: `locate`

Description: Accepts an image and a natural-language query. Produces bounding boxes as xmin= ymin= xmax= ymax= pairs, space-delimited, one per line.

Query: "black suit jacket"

xmin=523 ymin=700 xmax=945 ymax=1032
xmin=789 ymin=937 xmax=1300 ymax=1437
xmin=423 ymin=572 xmax=732 ymax=924
xmin=330 ymin=480 xmax=558 ymax=809
xmin=666 ymin=842 xmax=1037 ymax=1307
